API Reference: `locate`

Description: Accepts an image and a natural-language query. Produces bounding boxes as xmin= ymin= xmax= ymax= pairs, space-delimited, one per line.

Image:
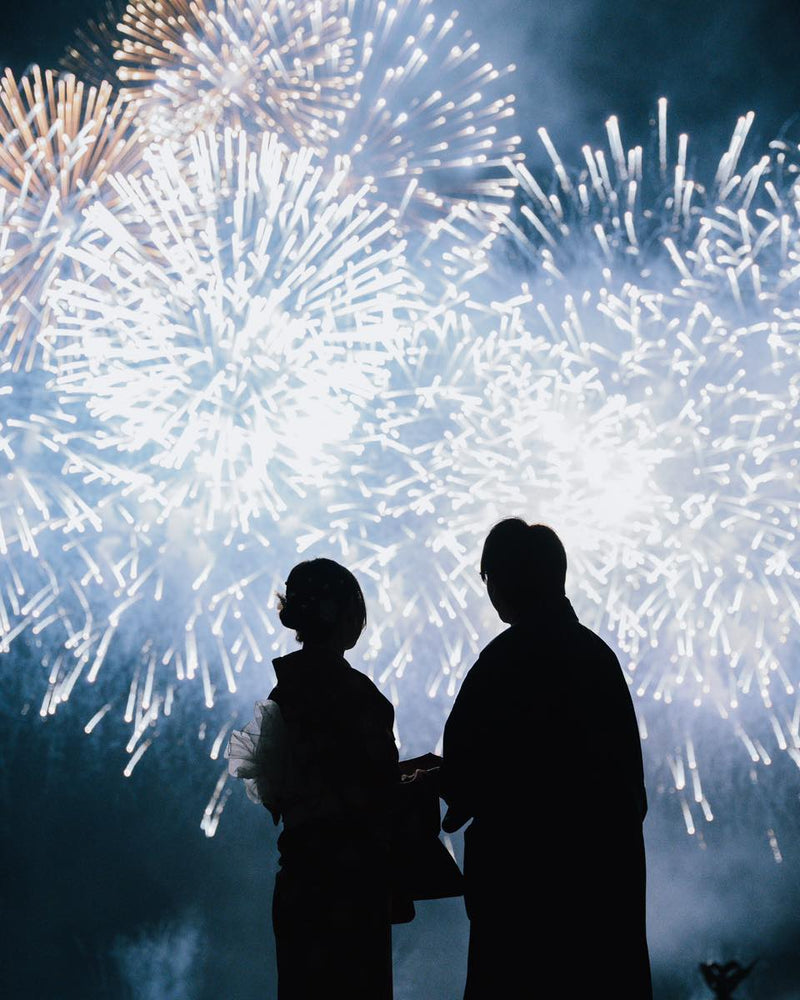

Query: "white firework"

xmin=15 ymin=125 xmax=424 ymax=756
xmin=335 ymin=0 xmax=521 ymax=231
xmin=48 ymin=127 xmax=417 ymax=533
xmin=417 ymin=108 xmax=800 ymax=835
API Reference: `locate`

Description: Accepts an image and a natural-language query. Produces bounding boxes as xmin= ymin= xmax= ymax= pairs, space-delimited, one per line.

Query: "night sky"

xmin=2 ymin=2 xmax=800 ymax=999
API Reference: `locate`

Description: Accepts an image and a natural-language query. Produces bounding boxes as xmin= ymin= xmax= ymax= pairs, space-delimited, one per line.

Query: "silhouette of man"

xmin=441 ymin=519 xmax=652 ymax=998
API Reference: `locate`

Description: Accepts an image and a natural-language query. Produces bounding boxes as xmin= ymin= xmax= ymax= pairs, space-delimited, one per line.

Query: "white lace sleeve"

xmin=225 ymin=699 xmax=287 ymax=810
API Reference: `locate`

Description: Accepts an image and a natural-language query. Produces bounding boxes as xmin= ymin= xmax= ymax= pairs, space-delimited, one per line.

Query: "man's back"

xmin=442 ymin=597 xmax=651 ymax=997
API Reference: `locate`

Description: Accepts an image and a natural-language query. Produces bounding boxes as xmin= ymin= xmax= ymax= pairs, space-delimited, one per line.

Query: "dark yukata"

xmin=268 ymin=648 xmax=398 ymax=1000
xmin=442 ymin=597 xmax=652 ymax=999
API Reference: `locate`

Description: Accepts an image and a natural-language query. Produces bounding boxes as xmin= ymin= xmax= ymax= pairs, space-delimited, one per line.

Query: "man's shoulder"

xmin=463 ymin=618 xmax=623 ymax=684
xmin=573 ymin=621 xmax=621 ymax=662
xmin=484 ymin=623 xmax=525 ymax=655
xmin=469 ymin=626 xmax=519 ymax=671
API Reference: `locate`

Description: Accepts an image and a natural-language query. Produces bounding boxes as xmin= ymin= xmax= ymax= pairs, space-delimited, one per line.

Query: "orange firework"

xmin=0 ymin=66 xmax=144 ymax=371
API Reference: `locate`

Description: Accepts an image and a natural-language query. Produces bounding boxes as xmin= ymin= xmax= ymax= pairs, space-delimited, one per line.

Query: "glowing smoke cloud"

xmin=0 ymin=365 xmax=97 ymax=658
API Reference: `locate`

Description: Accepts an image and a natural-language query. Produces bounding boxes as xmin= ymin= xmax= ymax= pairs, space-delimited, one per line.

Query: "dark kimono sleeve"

xmin=360 ymin=690 xmax=400 ymax=782
xmin=345 ymin=679 xmax=400 ymax=829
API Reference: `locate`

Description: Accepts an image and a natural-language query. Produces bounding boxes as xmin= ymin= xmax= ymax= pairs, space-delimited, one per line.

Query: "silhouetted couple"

xmin=227 ymin=518 xmax=652 ymax=999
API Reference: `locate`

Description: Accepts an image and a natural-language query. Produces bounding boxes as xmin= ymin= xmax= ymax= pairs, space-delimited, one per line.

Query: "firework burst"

xmin=47 ymin=127 xmax=418 ymax=532
xmin=437 ymin=109 xmax=800 ymax=833
xmin=113 ymin=0 xmax=356 ymax=147
xmin=0 ymin=66 xmax=144 ymax=371
xmin=15 ymin=125 xmax=426 ymax=750
xmin=334 ymin=0 xmax=521 ymax=232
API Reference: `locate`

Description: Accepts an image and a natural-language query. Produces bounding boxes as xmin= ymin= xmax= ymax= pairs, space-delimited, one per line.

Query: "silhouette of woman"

xmin=227 ymin=558 xmax=398 ymax=999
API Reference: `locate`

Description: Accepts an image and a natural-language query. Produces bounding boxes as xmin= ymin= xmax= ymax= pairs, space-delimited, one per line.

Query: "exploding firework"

xmin=334 ymin=0 xmax=521 ymax=231
xmin=350 ymin=256 xmax=797 ymax=841
xmin=0 ymin=66 xmax=144 ymax=371
xmin=0 ymin=360 xmax=117 ymax=714
xmin=410 ymin=106 xmax=800 ymax=836
xmin=113 ymin=0 xmax=356 ymax=147
xmin=0 ymin=1 xmax=797 ymax=849
xmin=48 ymin=127 xmax=417 ymax=530
xmin=20 ymin=125 xmax=426 ymax=757
xmin=102 ymin=0 xmax=522 ymax=234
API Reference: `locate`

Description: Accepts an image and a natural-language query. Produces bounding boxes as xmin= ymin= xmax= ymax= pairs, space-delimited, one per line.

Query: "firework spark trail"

xmin=0 ymin=368 xmax=108 ymax=547
xmin=60 ymin=0 xmax=127 ymax=90
xmin=0 ymin=357 xmax=133 ymax=684
xmin=0 ymin=67 xmax=144 ymax=371
xmin=508 ymin=99 xmax=800 ymax=339
xmin=113 ymin=0 xmax=356 ymax=147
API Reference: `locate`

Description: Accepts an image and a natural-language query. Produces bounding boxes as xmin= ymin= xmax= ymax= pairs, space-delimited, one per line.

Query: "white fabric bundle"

xmin=225 ymin=699 xmax=288 ymax=810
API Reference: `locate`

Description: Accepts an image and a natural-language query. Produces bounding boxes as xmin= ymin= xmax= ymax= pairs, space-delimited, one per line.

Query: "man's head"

xmin=480 ymin=518 xmax=567 ymax=621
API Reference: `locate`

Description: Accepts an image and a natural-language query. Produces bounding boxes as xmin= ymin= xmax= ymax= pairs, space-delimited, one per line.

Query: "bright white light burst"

xmin=48 ymin=128 xmax=416 ymax=533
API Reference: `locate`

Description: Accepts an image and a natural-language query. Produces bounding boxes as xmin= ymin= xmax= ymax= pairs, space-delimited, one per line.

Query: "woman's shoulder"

xmin=344 ymin=664 xmax=394 ymax=719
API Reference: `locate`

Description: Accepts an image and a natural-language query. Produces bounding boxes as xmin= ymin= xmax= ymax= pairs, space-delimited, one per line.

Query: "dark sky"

xmin=2 ymin=3 xmax=800 ymax=999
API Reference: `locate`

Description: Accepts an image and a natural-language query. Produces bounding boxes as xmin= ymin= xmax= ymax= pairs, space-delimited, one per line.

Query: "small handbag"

xmin=390 ymin=754 xmax=465 ymax=923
